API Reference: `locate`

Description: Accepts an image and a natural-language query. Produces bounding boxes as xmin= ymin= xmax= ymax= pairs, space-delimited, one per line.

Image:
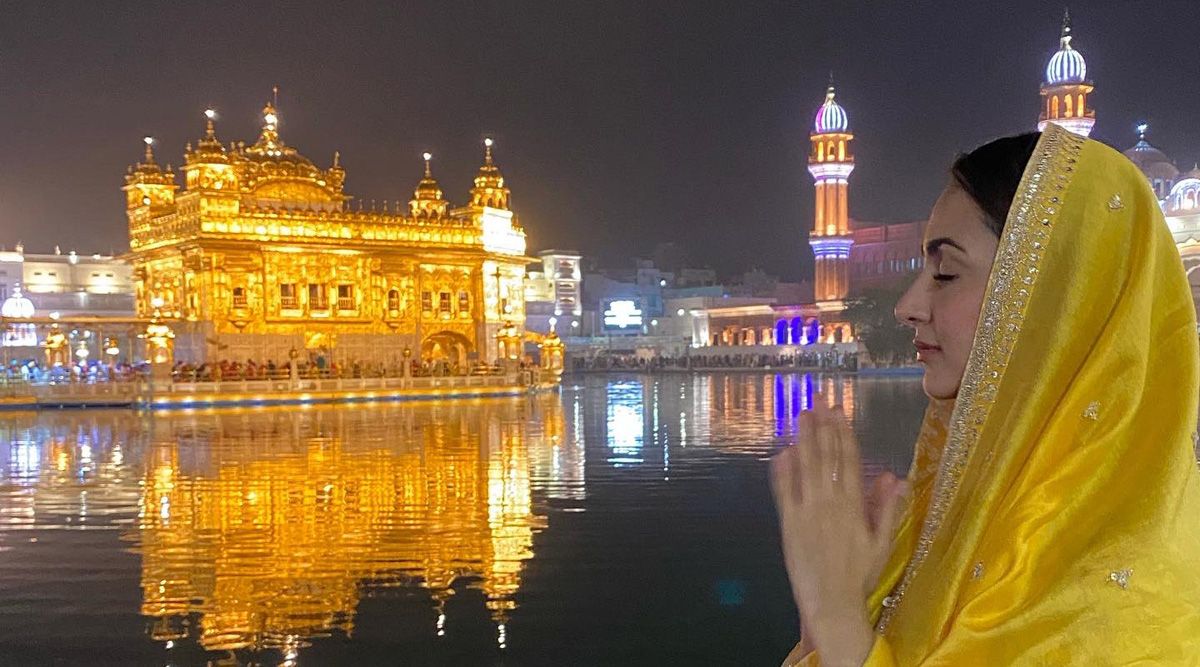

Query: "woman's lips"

xmin=914 ymin=340 xmax=941 ymax=362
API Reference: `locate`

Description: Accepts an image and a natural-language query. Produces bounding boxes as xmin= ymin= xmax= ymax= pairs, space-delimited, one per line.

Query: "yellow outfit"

xmin=787 ymin=124 xmax=1200 ymax=665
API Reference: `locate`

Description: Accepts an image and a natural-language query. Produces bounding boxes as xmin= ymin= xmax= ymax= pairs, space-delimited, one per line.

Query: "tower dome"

xmin=1124 ymin=123 xmax=1180 ymax=200
xmin=812 ymin=86 xmax=848 ymax=134
xmin=1045 ymin=10 xmax=1087 ymax=84
xmin=470 ymin=138 xmax=511 ymax=210
xmin=410 ymin=152 xmax=449 ymax=217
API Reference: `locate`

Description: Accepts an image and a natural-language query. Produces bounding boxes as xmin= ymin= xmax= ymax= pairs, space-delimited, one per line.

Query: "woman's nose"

xmin=894 ymin=278 xmax=930 ymax=326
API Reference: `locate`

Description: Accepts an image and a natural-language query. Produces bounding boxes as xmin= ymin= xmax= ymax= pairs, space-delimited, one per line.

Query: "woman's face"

xmin=895 ymin=183 xmax=1000 ymax=399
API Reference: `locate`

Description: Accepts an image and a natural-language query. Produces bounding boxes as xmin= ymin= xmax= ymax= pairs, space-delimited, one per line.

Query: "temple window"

xmin=421 ymin=291 xmax=433 ymax=314
xmin=232 ymin=287 xmax=247 ymax=308
xmin=1065 ymin=94 xmax=1074 ymax=117
xmin=439 ymin=291 xmax=452 ymax=317
xmin=387 ymin=289 xmax=400 ymax=313
xmin=838 ymin=140 xmax=845 ymax=161
xmin=336 ymin=284 xmax=354 ymax=311
xmin=1052 ymin=96 xmax=1059 ymax=117
xmin=1077 ymin=94 xmax=1084 ymax=114
xmin=279 ymin=283 xmax=298 ymax=309
xmin=817 ymin=143 xmax=824 ymax=161
xmin=457 ymin=290 xmax=470 ymax=315
xmin=308 ymin=284 xmax=328 ymax=310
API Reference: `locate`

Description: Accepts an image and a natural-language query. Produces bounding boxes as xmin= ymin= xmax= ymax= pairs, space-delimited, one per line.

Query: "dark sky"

xmin=2 ymin=1 xmax=1197 ymax=281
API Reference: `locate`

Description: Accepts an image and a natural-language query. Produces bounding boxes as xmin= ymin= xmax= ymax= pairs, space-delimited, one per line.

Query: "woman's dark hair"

xmin=950 ymin=132 xmax=1041 ymax=237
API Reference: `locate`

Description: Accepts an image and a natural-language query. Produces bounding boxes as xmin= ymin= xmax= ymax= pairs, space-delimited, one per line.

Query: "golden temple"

xmin=124 ymin=98 xmax=529 ymax=367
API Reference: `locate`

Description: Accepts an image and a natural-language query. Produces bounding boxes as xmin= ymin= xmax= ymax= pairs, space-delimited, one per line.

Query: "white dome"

xmin=0 ymin=286 xmax=34 ymax=319
xmin=813 ymin=87 xmax=848 ymax=134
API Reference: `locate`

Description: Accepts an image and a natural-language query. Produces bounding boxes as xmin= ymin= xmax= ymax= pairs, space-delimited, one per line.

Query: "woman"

xmin=772 ymin=124 xmax=1200 ymax=665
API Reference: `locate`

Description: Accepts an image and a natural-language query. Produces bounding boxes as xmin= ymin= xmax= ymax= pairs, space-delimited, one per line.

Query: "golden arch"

xmin=422 ymin=331 xmax=473 ymax=369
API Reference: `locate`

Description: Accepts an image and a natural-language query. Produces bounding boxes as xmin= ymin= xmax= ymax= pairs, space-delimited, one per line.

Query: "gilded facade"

xmin=123 ymin=101 xmax=529 ymax=366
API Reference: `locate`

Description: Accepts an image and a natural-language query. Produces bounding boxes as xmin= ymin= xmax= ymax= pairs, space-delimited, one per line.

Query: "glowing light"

xmin=264 ymin=112 xmax=278 ymax=126
xmin=809 ymin=237 xmax=854 ymax=259
xmin=143 ymin=136 xmax=154 ymax=146
xmin=422 ymin=151 xmax=432 ymax=161
xmin=204 ymin=108 xmax=216 ymax=120
xmin=603 ymin=300 xmax=643 ymax=329
xmin=484 ymin=137 xmax=494 ymax=148
xmin=676 ymin=308 xmax=685 ymax=316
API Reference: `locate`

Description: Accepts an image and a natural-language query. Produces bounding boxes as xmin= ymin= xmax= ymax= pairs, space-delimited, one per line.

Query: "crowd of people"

xmin=570 ymin=349 xmax=859 ymax=372
xmin=168 ymin=356 xmax=473 ymax=382
xmin=0 ymin=351 xmax=509 ymax=386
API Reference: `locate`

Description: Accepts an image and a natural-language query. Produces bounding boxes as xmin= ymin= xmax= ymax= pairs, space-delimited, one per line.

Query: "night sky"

xmin=2 ymin=1 xmax=1197 ymax=280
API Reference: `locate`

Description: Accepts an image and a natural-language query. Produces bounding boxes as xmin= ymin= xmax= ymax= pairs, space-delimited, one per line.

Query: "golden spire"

xmin=204 ymin=108 xmax=217 ymax=139
xmin=410 ymin=151 xmax=448 ymax=217
xmin=143 ymin=136 xmax=157 ymax=164
xmin=186 ymin=109 xmax=228 ymax=166
xmin=471 ymin=137 xmax=511 ymax=209
xmin=258 ymin=100 xmax=281 ymax=148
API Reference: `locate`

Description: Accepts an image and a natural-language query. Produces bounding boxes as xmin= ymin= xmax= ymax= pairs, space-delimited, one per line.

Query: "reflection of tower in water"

xmin=133 ymin=399 xmax=560 ymax=655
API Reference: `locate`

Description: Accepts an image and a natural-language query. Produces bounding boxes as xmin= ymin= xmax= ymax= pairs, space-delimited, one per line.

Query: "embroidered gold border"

xmin=876 ymin=125 xmax=1086 ymax=632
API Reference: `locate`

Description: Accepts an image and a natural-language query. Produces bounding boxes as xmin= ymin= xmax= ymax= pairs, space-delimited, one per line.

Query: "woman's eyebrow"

xmin=924 ymin=237 xmax=967 ymax=257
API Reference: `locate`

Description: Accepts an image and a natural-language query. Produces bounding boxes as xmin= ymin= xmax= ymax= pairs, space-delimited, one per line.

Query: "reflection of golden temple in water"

xmin=0 ymin=397 xmax=575 ymax=657
xmin=133 ymin=398 xmax=567 ymax=654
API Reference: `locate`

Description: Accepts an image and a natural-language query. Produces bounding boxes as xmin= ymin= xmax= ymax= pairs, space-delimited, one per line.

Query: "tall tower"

xmin=807 ymin=83 xmax=854 ymax=306
xmin=1038 ymin=9 xmax=1095 ymax=137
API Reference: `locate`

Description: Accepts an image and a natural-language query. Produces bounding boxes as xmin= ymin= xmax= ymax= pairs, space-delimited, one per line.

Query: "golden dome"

xmin=126 ymin=137 xmax=174 ymax=186
xmin=470 ymin=138 xmax=511 ymax=210
xmin=232 ymin=98 xmax=345 ymax=206
xmin=184 ymin=109 xmax=229 ymax=165
xmin=410 ymin=152 xmax=449 ymax=217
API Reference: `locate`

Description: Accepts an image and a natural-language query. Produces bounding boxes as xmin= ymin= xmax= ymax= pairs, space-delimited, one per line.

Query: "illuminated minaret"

xmin=1038 ymin=8 xmax=1095 ymax=137
xmin=807 ymin=82 xmax=854 ymax=306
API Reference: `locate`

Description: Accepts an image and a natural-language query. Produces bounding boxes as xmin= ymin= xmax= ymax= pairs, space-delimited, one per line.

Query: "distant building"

xmin=524 ymin=249 xmax=582 ymax=335
xmin=0 ymin=245 xmax=134 ymax=318
xmin=847 ymin=220 xmax=926 ymax=295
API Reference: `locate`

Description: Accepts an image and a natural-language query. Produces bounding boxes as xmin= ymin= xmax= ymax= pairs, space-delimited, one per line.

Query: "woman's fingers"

xmin=833 ymin=405 xmax=863 ymax=499
xmin=795 ymin=409 xmax=821 ymax=502
xmin=810 ymin=395 xmax=840 ymax=494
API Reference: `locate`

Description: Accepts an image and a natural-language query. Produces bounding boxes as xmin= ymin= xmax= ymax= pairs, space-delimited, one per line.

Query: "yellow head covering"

xmin=849 ymin=124 xmax=1200 ymax=664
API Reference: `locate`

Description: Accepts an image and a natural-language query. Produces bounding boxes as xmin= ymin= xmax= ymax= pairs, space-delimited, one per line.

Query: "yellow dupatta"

xmin=789 ymin=124 xmax=1200 ymax=665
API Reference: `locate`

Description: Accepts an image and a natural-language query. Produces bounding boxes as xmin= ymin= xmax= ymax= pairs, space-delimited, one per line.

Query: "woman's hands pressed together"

xmin=770 ymin=395 xmax=908 ymax=667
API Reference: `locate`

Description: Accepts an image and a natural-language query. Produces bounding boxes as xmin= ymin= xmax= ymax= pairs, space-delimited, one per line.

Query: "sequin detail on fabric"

xmin=1083 ymin=401 xmax=1100 ymax=420
xmin=875 ymin=126 xmax=1086 ymax=634
xmin=1107 ymin=194 xmax=1124 ymax=211
xmin=1108 ymin=569 xmax=1133 ymax=589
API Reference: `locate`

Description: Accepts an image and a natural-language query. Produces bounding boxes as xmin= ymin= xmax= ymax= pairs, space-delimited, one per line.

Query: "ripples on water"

xmin=0 ymin=372 xmax=925 ymax=665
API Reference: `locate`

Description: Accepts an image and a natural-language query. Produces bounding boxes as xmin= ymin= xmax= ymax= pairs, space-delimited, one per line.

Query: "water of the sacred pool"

xmin=0 ymin=373 xmax=924 ymax=665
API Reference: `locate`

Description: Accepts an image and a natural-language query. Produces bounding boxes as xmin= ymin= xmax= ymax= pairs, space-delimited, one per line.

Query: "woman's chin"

xmin=921 ymin=372 xmax=960 ymax=400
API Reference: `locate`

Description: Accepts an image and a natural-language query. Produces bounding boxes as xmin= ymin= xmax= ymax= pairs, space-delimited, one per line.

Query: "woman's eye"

xmin=932 ymin=273 xmax=957 ymax=282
